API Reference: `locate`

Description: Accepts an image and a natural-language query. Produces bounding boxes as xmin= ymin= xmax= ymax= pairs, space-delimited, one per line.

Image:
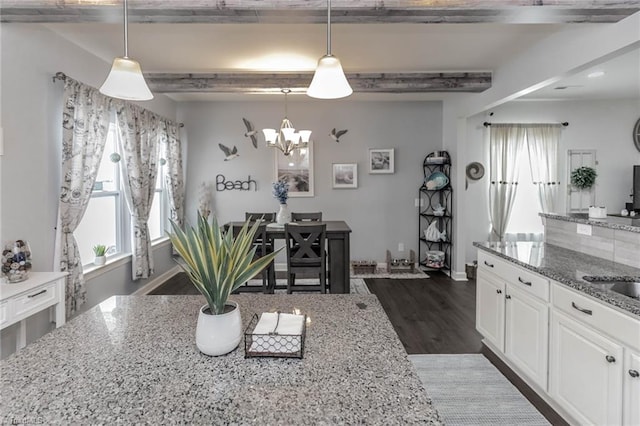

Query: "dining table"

xmin=0 ymin=294 xmax=442 ymax=425
xmin=226 ymin=220 xmax=352 ymax=294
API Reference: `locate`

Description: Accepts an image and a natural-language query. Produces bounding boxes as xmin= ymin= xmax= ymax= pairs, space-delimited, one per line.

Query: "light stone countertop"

xmin=474 ymin=241 xmax=640 ymax=318
xmin=0 ymin=294 xmax=442 ymax=425
xmin=540 ymin=212 xmax=640 ymax=233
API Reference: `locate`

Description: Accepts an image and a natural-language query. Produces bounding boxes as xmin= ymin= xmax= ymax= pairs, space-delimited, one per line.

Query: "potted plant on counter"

xmin=168 ymin=214 xmax=280 ymax=356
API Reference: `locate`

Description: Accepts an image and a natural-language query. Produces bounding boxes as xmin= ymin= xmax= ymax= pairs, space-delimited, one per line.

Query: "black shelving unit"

xmin=418 ymin=151 xmax=453 ymax=274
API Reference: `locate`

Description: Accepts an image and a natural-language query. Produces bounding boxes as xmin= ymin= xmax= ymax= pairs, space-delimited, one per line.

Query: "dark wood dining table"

xmin=225 ymin=220 xmax=352 ymax=293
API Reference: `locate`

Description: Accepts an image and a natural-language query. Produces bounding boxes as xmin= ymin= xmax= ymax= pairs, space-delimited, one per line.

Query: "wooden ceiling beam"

xmin=145 ymin=72 xmax=492 ymax=94
xmin=1 ymin=1 xmax=638 ymax=23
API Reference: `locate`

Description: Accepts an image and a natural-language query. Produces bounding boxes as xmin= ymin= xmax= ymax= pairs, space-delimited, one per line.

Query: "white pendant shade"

xmin=307 ymin=55 xmax=353 ymax=99
xmin=100 ymin=57 xmax=153 ymax=101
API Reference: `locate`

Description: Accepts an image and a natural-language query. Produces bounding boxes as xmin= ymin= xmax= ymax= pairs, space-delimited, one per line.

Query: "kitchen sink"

xmin=586 ymin=281 xmax=640 ymax=300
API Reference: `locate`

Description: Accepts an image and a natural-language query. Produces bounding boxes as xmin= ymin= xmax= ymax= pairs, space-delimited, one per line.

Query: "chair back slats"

xmin=245 ymin=212 xmax=276 ymax=222
xmin=291 ymin=212 xmax=322 ymax=222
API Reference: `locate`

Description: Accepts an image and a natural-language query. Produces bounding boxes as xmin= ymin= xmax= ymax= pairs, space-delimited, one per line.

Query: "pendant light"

xmin=307 ymin=0 xmax=352 ymax=99
xmin=100 ymin=0 xmax=153 ymax=101
xmin=263 ymin=89 xmax=312 ymax=156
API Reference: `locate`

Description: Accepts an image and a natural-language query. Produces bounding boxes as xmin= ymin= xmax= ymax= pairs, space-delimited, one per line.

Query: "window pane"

xmin=95 ymin=126 xmax=118 ymax=192
xmin=75 ymin=196 xmax=118 ymax=264
xmin=149 ymin=192 xmax=163 ymax=241
xmin=155 ymin=163 xmax=164 ymax=190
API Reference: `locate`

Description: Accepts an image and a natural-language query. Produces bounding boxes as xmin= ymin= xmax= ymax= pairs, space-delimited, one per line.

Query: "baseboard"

xmin=132 ymin=265 xmax=181 ymax=295
xmin=450 ymin=271 xmax=468 ymax=281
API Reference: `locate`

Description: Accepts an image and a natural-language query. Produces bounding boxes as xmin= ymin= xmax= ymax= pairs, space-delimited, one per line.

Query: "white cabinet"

xmin=476 ymin=269 xmax=505 ymax=351
xmin=505 ymin=284 xmax=549 ymax=390
xmin=624 ymin=351 xmax=640 ymax=426
xmin=550 ymin=310 xmax=624 ymax=425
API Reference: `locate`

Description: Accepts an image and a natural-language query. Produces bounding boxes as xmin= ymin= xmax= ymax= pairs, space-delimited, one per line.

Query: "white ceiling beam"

xmin=1 ymin=1 xmax=638 ymax=23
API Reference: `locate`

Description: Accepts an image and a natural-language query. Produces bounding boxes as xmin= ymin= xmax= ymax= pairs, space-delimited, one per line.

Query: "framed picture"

xmin=274 ymin=141 xmax=314 ymax=197
xmin=369 ymin=148 xmax=394 ymax=174
xmin=332 ymin=163 xmax=358 ymax=189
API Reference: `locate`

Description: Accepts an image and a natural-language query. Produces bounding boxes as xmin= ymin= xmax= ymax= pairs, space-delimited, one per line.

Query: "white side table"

xmin=0 ymin=272 xmax=66 ymax=351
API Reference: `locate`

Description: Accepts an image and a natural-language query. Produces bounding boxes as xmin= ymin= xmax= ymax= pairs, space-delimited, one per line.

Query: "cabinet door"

xmin=476 ymin=270 xmax=505 ymax=351
xmin=550 ymin=310 xmax=624 ymax=425
xmin=505 ymin=284 xmax=549 ymax=390
xmin=624 ymin=351 xmax=640 ymax=426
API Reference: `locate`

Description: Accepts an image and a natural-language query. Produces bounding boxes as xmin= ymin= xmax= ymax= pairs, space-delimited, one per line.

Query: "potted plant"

xmin=168 ymin=213 xmax=280 ymax=356
xmin=571 ymin=166 xmax=597 ymax=190
xmin=272 ymin=180 xmax=291 ymax=225
xmin=93 ymin=244 xmax=108 ymax=266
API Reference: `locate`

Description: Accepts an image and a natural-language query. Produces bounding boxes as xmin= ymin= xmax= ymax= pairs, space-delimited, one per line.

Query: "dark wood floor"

xmin=365 ymin=272 xmax=483 ymax=354
xmin=151 ymin=271 xmax=483 ymax=354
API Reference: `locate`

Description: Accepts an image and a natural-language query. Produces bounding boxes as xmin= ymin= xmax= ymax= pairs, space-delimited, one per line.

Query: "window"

xmin=74 ymin=121 xmax=169 ymax=266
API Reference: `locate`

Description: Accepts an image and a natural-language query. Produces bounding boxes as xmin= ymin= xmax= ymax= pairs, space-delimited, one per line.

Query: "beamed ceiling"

xmin=3 ymin=1 xmax=638 ymax=98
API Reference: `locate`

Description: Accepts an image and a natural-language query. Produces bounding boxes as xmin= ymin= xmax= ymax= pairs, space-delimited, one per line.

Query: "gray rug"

xmin=408 ymin=354 xmax=549 ymax=425
xmin=351 ymin=268 xmax=429 ymax=279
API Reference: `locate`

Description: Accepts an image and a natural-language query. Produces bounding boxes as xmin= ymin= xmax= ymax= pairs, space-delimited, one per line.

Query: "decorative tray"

xmin=424 ymin=171 xmax=449 ymax=190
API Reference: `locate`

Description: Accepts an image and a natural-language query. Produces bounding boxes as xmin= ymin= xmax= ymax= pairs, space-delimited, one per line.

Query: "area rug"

xmin=408 ymin=354 xmax=549 ymax=426
xmin=246 ymin=278 xmax=370 ymax=295
xmin=351 ymin=267 xmax=430 ymax=279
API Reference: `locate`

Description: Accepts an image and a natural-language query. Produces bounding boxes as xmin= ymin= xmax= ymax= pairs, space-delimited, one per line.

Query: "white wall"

xmin=462 ymin=98 xmax=640 ymax=263
xmin=179 ymin=100 xmax=443 ymax=262
xmin=0 ymin=24 xmax=179 ymax=358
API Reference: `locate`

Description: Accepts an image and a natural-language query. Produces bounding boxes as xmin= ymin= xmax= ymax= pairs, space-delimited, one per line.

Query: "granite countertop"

xmin=474 ymin=241 xmax=640 ymax=318
xmin=0 ymin=294 xmax=442 ymax=425
xmin=540 ymin=212 xmax=640 ymax=233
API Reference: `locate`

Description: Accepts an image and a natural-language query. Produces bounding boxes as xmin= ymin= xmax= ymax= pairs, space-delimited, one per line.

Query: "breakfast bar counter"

xmin=0 ymin=294 xmax=441 ymax=425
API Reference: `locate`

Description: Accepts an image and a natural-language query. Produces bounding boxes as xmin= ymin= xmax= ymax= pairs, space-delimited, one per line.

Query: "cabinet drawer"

xmin=478 ymin=250 xmax=549 ymax=301
xmin=552 ymin=283 xmax=640 ymax=351
xmin=0 ymin=300 xmax=9 ymax=327
xmin=13 ymin=283 xmax=57 ymax=320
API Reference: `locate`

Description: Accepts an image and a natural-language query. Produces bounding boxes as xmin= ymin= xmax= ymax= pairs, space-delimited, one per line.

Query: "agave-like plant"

xmin=169 ymin=214 xmax=280 ymax=315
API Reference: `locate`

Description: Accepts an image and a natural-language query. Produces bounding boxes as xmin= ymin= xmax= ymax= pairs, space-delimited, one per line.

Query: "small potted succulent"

xmin=92 ymin=244 xmax=109 ymax=266
xmin=169 ymin=214 xmax=280 ymax=356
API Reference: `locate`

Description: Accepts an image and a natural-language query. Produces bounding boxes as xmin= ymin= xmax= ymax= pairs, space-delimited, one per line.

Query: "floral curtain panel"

xmin=162 ymin=120 xmax=185 ymax=229
xmin=115 ymin=103 xmax=160 ymax=280
xmin=54 ymin=78 xmax=111 ymax=317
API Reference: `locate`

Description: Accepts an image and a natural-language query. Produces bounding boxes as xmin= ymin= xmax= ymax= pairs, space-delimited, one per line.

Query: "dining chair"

xmin=245 ymin=212 xmax=276 ymax=222
xmin=229 ymin=222 xmax=276 ymax=294
xmin=284 ymin=223 xmax=327 ymax=294
xmin=291 ymin=212 xmax=322 ymax=222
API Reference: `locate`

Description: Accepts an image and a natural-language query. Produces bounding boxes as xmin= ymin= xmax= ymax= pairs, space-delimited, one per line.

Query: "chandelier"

xmin=262 ymin=89 xmax=312 ymax=156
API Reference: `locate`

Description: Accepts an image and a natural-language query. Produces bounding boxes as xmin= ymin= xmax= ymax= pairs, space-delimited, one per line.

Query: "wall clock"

xmin=634 ymin=117 xmax=640 ymax=152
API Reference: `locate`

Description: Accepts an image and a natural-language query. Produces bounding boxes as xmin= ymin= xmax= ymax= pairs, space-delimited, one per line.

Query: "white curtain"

xmin=115 ymin=103 xmax=161 ymax=280
xmin=488 ymin=124 xmax=526 ymax=240
xmin=526 ymin=124 xmax=562 ymax=213
xmin=54 ymin=78 xmax=112 ymax=317
xmin=161 ymin=120 xmax=185 ymax=230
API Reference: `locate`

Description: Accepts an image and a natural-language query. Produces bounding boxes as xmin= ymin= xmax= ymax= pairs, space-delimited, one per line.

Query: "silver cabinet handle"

xmin=484 ymin=260 xmax=494 ymax=268
xmin=630 ymin=370 xmax=640 ymax=378
xmin=518 ymin=277 xmax=532 ymax=286
xmin=571 ymin=302 xmax=592 ymax=316
xmin=496 ymin=289 xmax=502 ymax=294
xmin=605 ymin=355 xmax=616 ymax=363
xmin=505 ymin=294 xmax=511 ymax=300
xmin=28 ymin=289 xmax=47 ymax=298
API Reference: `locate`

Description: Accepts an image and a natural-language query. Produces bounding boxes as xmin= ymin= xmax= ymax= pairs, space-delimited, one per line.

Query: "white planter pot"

xmin=196 ymin=301 xmax=242 ymax=356
xmin=94 ymin=256 xmax=106 ymax=266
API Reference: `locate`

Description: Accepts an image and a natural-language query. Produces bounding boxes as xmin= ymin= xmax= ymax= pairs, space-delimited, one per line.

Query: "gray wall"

xmin=0 ymin=24 xmax=179 ymax=359
xmin=179 ymin=100 xmax=443 ymax=262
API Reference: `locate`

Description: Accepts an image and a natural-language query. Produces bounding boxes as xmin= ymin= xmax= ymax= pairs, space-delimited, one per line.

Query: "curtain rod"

xmin=52 ymin=71 xmax=184 ymax=128
xmin=483 ymin=121 xmax=569 ymax=127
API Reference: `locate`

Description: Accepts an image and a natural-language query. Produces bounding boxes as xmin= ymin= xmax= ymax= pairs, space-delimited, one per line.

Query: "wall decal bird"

xmin=219 ymin=143 xmax=239 ymax=161
xmin=242 ymin=118 xmax=258 ymax=148
xmin=330 ymin=128 xmax=348 ymax=143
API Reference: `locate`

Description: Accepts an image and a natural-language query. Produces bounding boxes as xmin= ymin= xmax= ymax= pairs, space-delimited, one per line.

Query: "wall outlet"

xmin=576 ymin=224 xmax=592 ymax=236
xmin=398 ymin=243 xmax=405 ymax=252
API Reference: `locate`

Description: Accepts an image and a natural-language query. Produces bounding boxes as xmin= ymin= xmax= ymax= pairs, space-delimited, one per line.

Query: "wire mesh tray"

xmin=244 ymin=313 xmax=306 ymax=359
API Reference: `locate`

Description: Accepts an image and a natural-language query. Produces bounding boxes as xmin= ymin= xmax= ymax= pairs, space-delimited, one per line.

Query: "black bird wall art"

xmin=330 ymin=128 xmax=348 ymax=143
xmin=242 ymin=118 xmax=258 ymax=148
xmin=218 ymin=143 xmax=239 ymax=161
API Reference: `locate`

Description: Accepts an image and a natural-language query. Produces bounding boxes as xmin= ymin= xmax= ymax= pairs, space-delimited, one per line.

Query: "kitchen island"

xmin=0 ymin=294 xmax=442 ymax=425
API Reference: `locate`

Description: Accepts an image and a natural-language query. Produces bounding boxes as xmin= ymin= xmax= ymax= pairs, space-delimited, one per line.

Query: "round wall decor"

xmin=633 ymin=117 xmax=640 ymax=153
xmin=465 ymin=162 xmax=485 ymax=181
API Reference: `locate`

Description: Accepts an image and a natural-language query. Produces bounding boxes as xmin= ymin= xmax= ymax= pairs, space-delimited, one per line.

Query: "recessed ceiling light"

xmin=587 ymin=71 xmax=605 ymax=78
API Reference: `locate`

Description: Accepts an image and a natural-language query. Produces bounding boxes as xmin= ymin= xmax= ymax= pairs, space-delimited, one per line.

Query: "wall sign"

xmin=215 ymin=174 xmax=257 ymax=191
